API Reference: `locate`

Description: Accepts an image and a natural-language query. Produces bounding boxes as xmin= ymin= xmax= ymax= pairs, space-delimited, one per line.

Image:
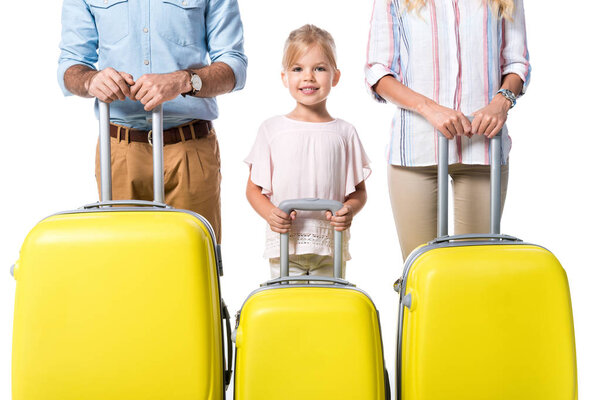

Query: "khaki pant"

xmin=95 ymin=129 xmax=222 ymax=242
xmin=388 ymin=163 xmax=509 ymax=260
xmin=269 ymin=254 xmax=347 ymax=280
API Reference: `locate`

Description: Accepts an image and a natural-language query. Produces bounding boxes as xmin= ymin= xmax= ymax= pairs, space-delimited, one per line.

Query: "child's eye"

xmin=291 ymin=67 xmax=302 ymax=72
xmin=315 ymin=66 xmax=327 ymax=72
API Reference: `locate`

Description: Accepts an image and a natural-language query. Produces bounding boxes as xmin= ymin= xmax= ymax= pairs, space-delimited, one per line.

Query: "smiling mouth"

xmin=300 ymin=87 xmax=319 ymax=94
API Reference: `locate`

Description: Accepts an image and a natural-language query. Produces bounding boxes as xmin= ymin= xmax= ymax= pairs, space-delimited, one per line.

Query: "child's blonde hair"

xmin=282 ymin=24 xmax=338 ymax=70
xmin=397 ymin=0 xmax=515 ymax=20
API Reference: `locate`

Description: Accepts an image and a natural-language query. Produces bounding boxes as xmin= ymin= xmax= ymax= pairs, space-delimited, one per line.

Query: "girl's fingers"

xmin=335 ymin=206 xmax=350 ymax=217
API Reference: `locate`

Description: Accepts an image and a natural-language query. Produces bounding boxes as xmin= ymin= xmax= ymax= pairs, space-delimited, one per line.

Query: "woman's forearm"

xmin=373 ymin=75 xmax=435 ymax=115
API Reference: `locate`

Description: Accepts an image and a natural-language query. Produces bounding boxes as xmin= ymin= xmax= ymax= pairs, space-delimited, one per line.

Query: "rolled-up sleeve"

xmin=501 ymin=0 xmax=531 ymax=95
xmin=57 ymin=0 xmax=99 ymax=96
xmin=205 ymin=0 xmax=248 ymax=92
xmin=365 ymin=0 xmax=402 ymax=103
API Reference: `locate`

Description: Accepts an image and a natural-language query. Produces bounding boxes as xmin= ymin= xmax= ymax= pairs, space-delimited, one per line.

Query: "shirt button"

xmin=144 ymin=60 xmax=149 ymax=65
xmin=143 ymin=28 xmax=148 ymax=33
xmin=103 ymin=0 xmax=108 ymax=3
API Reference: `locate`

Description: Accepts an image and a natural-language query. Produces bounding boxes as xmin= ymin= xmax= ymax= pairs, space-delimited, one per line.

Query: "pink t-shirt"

xmin=245 ymin=115 xmax=371 ymax=260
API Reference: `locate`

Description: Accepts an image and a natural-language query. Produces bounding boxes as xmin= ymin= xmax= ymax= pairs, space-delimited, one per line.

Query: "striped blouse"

xmin=365 ymin=0 xmax=531 ymax=166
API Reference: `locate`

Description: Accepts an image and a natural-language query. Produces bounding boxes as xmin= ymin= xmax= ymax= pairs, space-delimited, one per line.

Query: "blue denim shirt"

xmin=58 ymin=0 xmax=247 ymax=129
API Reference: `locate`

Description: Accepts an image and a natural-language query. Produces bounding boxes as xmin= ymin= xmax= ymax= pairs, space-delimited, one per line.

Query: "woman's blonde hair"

xmin=397 ymin=0 xmax=514 ymax=20
xmin=282 ymin=24 xmax=338 ymax=70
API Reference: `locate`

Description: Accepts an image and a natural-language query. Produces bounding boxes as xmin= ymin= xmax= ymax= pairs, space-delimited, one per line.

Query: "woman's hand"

xmin=419 ymin=100 xmax=472 ymax=139
xmin=268 ymin=208 xmax=296 ymax=233
xmin=471 ymin=94 xmax=511 ymax=138
xmin=326 ymin=205 xmax=354 ymax=232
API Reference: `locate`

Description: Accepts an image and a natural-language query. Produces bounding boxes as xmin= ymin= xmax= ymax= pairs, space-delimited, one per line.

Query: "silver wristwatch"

xmin=182 ymin=70 xmax=202 ymax=97
xmin=496 ymin=88 xmax=517 ymax=109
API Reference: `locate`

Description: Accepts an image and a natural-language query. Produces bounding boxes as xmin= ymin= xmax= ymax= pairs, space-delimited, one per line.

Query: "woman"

xmin=365 ymin=0 xmax=530 ymax=259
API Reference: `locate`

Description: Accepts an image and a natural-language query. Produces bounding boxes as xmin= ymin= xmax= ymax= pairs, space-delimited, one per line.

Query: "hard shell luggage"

xmin=11 ymin=102 xmax=232 ymax=400
xmin=234 ymin=199 xmax=390 ymax=400
xmin=395 ymin=135 xmax=577 ymax=399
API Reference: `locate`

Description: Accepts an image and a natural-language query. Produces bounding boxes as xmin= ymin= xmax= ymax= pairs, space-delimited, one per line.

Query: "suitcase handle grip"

xmin=429 ymin=233 xmax=522 ymax=244
xmin=277 ymin=199 xmax=344 ymax=280
xmin=263 ymin=276 xmax=355 ymax=287
xmin=81 ymin=200 xmax=171 ymax=209
xmin=437 ymin=119 xmax=502 ymax=237
xmin=98 ymin=102 xmax=165 ymax=203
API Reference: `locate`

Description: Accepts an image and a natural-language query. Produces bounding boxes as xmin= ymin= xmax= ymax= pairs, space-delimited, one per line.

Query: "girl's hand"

xmin=268 ymin=208 xmax=296 ymax=233
xmin=419 ymin=100 xmax=472 ymax=139
xmin=326 ymin=205 xmax=354 ymax=232
xmin=471 ymin=95 xmax=510 ymax=138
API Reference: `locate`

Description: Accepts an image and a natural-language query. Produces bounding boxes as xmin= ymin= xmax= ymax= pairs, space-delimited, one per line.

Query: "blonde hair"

xmin=282 ymin=24 xmax=338 ymax=70
xmin=397 ymin=0 xmax=515 ymax=20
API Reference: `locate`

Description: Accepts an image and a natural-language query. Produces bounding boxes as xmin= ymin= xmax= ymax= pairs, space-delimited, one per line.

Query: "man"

xmin=58 ymin=0 xmax=248 ymax=243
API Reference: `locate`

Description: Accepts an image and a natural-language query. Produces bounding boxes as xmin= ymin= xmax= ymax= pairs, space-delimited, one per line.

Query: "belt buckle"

xmin=147 ymin=130 xmax=152 ymax=145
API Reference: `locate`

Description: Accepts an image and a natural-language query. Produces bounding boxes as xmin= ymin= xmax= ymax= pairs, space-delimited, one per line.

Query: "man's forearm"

xmin=63 ymin=64 xmax=97 ymax=98
xmin=187 ymin=62 xmax=236 ymax=98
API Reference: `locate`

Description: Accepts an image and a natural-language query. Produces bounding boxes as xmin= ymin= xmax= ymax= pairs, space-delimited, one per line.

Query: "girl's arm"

xmin=327 ymin=181 xmax=367 ymax=232
xmin=373 ymin=76 xmax=472 ymax=139
xmin=246 ymin=173 xmax=295 ymax=233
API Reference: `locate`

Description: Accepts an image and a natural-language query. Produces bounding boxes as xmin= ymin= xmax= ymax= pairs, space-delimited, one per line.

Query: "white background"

xmin=1 ymin=0 xmax=598 ymax=398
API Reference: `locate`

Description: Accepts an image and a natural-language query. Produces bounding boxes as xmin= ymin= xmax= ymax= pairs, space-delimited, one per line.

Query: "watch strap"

xmin=496 ymin=88 xmax=516 ymax=109
xmin=181 ymin=69 xmax=199 ymax=98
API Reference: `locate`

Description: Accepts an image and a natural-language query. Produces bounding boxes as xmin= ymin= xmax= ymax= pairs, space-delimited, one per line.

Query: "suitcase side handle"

xmin=98 ymin=102 xmax=165 ymax=204
xmin=263 ymin=276 xmax=355 ymax=287
xmin=81 ymin=200 xmax=172 ymax=209
xmin=437 ymin=122 xmax=502 ymax=237
xmin=277 ymin=199 xmax=344 ymax=280
xmin=429 ymin=233 xmax=522 ymax=244
xmin=221 ymin=300 xmax=233 ymax=390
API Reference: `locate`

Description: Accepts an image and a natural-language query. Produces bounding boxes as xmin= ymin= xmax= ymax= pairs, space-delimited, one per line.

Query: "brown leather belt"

xmin=110 ymin=120 xmax=213 ymax=145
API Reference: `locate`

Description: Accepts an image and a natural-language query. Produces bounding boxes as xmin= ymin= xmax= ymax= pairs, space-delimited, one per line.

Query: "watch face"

xmin=191 ymin=74 xmax=202 ymax=91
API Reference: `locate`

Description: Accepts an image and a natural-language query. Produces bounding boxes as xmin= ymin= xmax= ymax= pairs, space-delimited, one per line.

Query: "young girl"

xmin=245 ymin=24 xmax=371 ymax=279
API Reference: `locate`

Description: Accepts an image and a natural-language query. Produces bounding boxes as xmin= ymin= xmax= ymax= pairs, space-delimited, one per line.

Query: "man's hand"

xmin=268 ymin=208 xmax=296 ymax=234
xmin=85 ymin=67 xmax=134 ymax=102
xmin=130 ymin=71 xmax=189 ymax=111
xmin=326 ymin=205 xmax=354 ymax=232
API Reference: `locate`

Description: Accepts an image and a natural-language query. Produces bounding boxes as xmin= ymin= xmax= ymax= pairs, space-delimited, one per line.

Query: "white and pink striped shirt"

xmin=365 ymin=0 xmax=531 ymax=166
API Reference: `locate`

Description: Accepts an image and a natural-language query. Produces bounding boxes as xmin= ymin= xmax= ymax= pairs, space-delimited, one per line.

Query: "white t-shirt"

xmin=244 ymin=116 xmax=371 ymax=260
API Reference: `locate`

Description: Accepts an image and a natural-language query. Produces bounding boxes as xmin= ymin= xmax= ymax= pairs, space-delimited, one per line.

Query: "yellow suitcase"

xmin=11 ymin=104 xmax=232 ymax=400
xmin=395 ymin=136 xmax=577 ymax=399
xmin=234 ymin=199 xmax=390 ymax=400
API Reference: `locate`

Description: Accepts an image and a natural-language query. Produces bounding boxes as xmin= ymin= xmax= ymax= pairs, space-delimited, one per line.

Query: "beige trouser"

xmin=269 ymin=254 xmax=347 ymax=280
xmin=388 ymin=163 xmax=509 ymax=260
xmin=95 ymin=129 xmax=222 ymax=242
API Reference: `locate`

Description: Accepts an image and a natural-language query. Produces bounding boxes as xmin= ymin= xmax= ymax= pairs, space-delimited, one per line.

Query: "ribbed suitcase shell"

xmin=12 ymin=208 xmax=225 ymax=400
xmin=397 ymin=240 xmax=577 ymax=400
xmin=235 ymin=285 xmax=388 ymax=400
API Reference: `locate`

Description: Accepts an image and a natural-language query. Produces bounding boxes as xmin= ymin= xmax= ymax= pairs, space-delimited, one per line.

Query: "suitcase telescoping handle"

xmin=98 ymin=101 xmax=165 ymax=204
xmin=267 ymin=198 xmax=350 ymax=286
xmin=437 ymin=130 xmax=503 ymax=238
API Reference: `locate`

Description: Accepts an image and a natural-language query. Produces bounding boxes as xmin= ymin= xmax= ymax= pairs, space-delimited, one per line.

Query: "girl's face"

xmin=281 ymin=45 xmax=340 ymax=109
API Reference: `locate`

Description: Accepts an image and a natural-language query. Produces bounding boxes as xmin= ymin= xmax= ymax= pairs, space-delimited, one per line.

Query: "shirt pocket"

xmin=86 ymin=0 xmax=129 ymax=45
xmin=158 ymin=0 xmax=206 ymax=47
